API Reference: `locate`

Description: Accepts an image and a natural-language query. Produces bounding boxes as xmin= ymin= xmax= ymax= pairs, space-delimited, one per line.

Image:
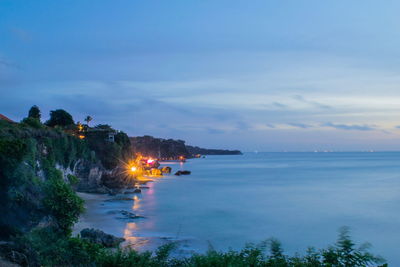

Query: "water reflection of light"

xmin=132 ymin=195 xmax=141 ymax=211
xmin=123 ymin=222 xmax=150 ymax=251
xmin=123 ymin=179 xmax=159 ymax=251
xmin=123 ymin=222 xmax=138 ymax=238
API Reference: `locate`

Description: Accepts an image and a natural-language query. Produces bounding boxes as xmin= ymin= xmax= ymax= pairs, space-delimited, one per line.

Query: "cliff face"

xmin=130 ymin=135 xmax=190 ymax=159
xmin=0 ymin=120 xmax=133 ymax=240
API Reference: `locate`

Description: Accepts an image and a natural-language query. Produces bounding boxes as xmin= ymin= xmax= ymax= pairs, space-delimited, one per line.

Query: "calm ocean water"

xmin=76 ymin=152 xmax=400 ymax=265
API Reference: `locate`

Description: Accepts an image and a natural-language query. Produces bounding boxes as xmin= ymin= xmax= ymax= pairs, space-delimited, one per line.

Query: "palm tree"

xmin=84 ymin=115 xmax=93 ymax=127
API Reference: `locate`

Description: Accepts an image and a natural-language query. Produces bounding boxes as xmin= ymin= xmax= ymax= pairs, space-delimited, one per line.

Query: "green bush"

xmin=16 ymin=227 xmax=102 ymax=266
xmin=67 ymin=174 xmax=79 ymax=185
xmin=93 ymin=228 xmax=385 ymax=267
xmin=45 ymin=109 xmax=75 ymax=127
xmin=43 ymin=175 xmax=84 ymax=233
xmin=21 ymin=117 xmax=43 ymax=129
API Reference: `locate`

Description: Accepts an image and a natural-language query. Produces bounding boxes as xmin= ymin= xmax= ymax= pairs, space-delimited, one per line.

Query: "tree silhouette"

xmin=45 ymin=109 xmax=74 ymax=127
xmin=84 ymin=115 xmax=93 ymax=126
xmin=28 ymin=105 xmax=41 ymax=120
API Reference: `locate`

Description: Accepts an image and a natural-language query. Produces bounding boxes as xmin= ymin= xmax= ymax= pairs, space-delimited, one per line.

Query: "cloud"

xmin=293 ymin=95 xmax=331 ymax=109
xmin=287 ymin=122 xmax=313 ymax=129
xmin=272 ymin=102 xmax=287 ymax=108
xmin=322 ymin=122 xmax=375 ymax=131
xmin=0 ymin=59 xmax=20 ymax=69
xmin=235 ymin=121 xmax=252 ymax=131
xmin=265 ymin=123 xmax=276 ymax=128
xmin=206 ymin=128 xmax=226 ymax=134
xmin=10 ymin=27 xmax=32 ymax=42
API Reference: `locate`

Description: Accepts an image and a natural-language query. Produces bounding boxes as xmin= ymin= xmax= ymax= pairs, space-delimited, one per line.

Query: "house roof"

xmin=0 ymin=114 xmax=15 ymax=123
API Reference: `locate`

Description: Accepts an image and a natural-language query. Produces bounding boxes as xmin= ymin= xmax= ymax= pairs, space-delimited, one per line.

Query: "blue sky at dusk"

xmin=2 ymin=0 xmax=400 ymax=151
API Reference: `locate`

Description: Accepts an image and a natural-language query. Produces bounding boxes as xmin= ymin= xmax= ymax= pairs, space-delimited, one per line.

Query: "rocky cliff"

xmin=0 ymin=120 xmax=133 ymax=240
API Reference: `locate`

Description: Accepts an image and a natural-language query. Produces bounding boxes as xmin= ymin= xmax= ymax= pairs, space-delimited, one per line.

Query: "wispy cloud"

xmin=293 ymin=95 xmax=331 ymax=109
xmin=322 ymin=122 xmax=375 ymax=131
xmin=206 ymin=128 xmax=226 ymax=134
xmin=287 ymin=122 xmax=313 ymax=129
xmin=265 ymin=123 xmax=276 ymax=128
xmin=0 ymin=59 xmax=20 ymax=69
xmin=272 ymin=102 xmax=287 ymax=108
xmin=235 ymin=121 xmax=252 ymax=131
xmin=10 ymin=27 xmax=32 ymax=42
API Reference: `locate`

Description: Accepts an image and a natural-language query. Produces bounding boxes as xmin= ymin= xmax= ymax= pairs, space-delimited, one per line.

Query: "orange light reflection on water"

xmin=132 ymin=195 xmax=141 ymax=211
xmin=123 ymin=181 xmax=159 ymax=251
xmin=123 ymin=222 xmax=150 ymax=250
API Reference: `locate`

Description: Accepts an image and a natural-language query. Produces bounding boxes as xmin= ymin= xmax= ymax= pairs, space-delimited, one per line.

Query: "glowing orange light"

xmin=131 ymin=166 xmax=137 ymax=172
xmin=78 ymin=135 xmax=85 ymax=139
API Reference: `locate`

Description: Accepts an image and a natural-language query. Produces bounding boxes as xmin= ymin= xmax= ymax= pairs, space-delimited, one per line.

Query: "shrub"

xmin=16 ymin=227 xmax=102 ymax=266
xmin=67 ymin=174 xmax=79 ymax=185
xmin=28 ymin=105 xmax=41 ymax=120
xmin=45 ymin=109 xmax=74 ymax=127
xmin=43 ymin=176 xmax=84 ymax=233
xmin=21 ymin=117 xmax=43 ymax=129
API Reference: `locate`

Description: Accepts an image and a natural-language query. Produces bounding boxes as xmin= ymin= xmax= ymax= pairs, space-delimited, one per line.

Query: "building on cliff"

xmin=86 ymin=127 xmax=117 ymax=142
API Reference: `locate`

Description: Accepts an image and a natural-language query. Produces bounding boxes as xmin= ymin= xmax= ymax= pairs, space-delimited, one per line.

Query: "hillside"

xmin=186 ymin=145 xmax=242 ymax=156
xmin=130 ymin=135 xmax=242 ymax=159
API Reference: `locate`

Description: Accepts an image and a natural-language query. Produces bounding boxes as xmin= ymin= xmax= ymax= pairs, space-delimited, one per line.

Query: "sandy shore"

xmin=72 ymin=191 xmax=175 ymax=252
xmin=73 ymin=192 xmax=111 ymax=235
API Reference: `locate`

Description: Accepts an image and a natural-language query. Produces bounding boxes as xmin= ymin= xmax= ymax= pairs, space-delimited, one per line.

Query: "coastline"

xmin=73 ymin=186 xmax=180 ymax=253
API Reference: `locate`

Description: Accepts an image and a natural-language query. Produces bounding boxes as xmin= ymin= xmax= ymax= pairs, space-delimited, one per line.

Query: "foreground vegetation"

xmin=10 ymin=226 xmax=386 ymax=266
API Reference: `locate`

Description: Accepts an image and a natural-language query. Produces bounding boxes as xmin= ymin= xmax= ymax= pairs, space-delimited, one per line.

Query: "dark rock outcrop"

xmin=116 ymin=210 xmax=145 ymax=220
xmin=80 ymin=228 xmax=125 ymax=247
xmin=161 ymin=166 xmax=172 ymax=174
xmin=104 ymin=197 xmax=134 ymax=202
xmin=175 ymin=170 xmax=191 ymax=176
xmin=123 ymin=188 xmax=141 ymax=194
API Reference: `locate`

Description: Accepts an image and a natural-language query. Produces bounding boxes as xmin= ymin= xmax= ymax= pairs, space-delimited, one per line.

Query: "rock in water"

xmin=150 ymin=168 xmax=162 ymax=176
xmin=174 ymin=170 xmax=191 ymax=176
xmin=80 ymin=228 xmax=125 ymax=247
xmin=161 ymin=166 xmax=172 ymax=174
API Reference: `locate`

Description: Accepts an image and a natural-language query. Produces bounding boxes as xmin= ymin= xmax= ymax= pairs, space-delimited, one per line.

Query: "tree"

xmin=84 ymin=115 xmax=93 ymax=126
xmin=28 ymin=105 xmax=41 ymax=120
xmin=45 ymin=109 xmax=74 ymax=127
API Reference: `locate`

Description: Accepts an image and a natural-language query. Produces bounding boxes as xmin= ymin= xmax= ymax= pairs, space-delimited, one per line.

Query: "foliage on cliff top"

xmin=86 ymin=124 xmax=132 ymax=169
xmin=45 ymin=109 xmax=75 ymax=127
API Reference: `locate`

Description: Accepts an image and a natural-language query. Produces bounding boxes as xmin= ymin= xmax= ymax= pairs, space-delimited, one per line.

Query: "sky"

xmin=2 ymin=0 xmax=400 ymax=151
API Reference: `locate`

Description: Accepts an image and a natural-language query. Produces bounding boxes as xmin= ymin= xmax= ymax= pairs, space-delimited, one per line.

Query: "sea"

xmin=74 ymin=152 xmax=400 ymax=265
